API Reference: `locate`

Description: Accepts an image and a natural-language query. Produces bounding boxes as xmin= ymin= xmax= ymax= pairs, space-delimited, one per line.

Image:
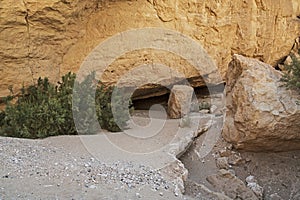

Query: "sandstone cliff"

xmin=0 ymin=0 xmax=299 ymax=98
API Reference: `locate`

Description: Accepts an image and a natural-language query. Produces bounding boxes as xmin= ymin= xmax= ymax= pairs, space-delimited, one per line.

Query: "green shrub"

xmin=96 ymin=85 xmax=132 ymax=132
xmin=0 ymin=73 xmax=76 ymax=138
xmin=0 ymin=111 xmax=5 ymax=127
xmin=199 ymin=101 xmax=211 ymax=110
xmin=72 ymin=72 xmax=133 ymax=133
xmin=281 ymin=51 xmax=300 ymax=92
xmin=0 ymin=72 xmax=133 ymax=138
xmin=72 ymin=72 xmax=99 ymax=134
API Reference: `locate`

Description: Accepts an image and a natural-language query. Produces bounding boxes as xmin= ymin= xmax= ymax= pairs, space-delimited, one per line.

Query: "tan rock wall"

xmin=0 ymin=0 xmax=299 ymax=98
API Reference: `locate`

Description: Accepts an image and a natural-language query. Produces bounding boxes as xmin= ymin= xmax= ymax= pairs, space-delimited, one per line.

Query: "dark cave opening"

xmin=131 ymin=83 xmax=225 ymax=111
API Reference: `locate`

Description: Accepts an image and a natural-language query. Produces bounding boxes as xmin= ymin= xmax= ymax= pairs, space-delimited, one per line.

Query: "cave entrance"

xmin=131 ymin=83 xmax=225 ymax=112
xmin=132 ymin=93 xmax=170 ymax=110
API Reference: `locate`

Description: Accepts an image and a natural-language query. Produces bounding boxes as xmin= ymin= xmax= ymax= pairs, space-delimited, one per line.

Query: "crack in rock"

xmin=22 ymin=0 xmax=34 ymax=83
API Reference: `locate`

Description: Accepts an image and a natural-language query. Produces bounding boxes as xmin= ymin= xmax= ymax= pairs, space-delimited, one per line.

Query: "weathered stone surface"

xmin=0 ymin=0 xmax=99 ymax=97
xmin=246 ymin=175 xmax=264 ymax=199
xmin=184 ymin=180 xmax=232 ymax=200
xmin=0 ymin=0 xmax=299 ymax=99
xmin=216 ymin=157 xmax=230 ymax=170
xmin=168 ymin=85 xmax=193 ymax=119
xmin=207 ymin=169 xmax=259 ymax=200
xmin=223 ymin=54 xmax=300 ymax=151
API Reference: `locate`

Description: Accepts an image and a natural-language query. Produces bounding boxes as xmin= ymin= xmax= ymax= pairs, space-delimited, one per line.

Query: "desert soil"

xmin=0 ymin=105 xmax=299 ymax=199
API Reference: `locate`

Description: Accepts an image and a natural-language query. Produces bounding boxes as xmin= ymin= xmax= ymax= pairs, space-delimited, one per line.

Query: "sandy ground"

xmin=1 ymin=106 xmax=299 ymax=200
xmin=0 ymin=110 xmax=199 ymax=200
xmin=0 ymin=134 xmax=192 ymax=200
xmin=233 ymin=151 xmax=300 ymax=200
xmin=181 ymin=131 xmax=300 ymax=200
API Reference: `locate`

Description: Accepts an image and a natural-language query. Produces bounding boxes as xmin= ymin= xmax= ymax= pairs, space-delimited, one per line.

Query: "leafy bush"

xmin=0 ymin=76 xmax=73 ymax=138
xmin=0 ymin=111 xmax=5 ymax=127
xmin=72 ymin=72 xmax=99 ymax=134
xmin=0 ymin=72 xmax=133 ymax=138
xmin=199 ymin=101 xmax=211 ymax=110
xmin=281 ymin=51 xmax=300 ymax=92
xmin=96 ymin=85 xmax=132 ymax=132
xmin=72 ymin=72 xmax=133 ymax=134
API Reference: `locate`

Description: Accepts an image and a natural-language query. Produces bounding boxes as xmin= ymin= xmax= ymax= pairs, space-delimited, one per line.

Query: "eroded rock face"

xmin=223 ymin=54 xmax=300 ymax=151
xmin=0 ymin=0 xmax=100 ymax=97
xmin=0 ymin=0 xmax=299 ymax=98
xmin=207 ymin=169 xmax=259 ymax=200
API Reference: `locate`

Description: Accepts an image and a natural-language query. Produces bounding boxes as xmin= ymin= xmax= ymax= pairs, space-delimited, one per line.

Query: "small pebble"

xmin=89 ymin=185 xmax=97 ymax=189
xmin=135 ymin=193 xmax=141 ymax=198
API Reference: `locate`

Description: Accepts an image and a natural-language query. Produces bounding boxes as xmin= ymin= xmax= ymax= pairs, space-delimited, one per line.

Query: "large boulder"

xmin=0 ymin=0 xmax=299 ymax=99
xmin=223 ymin=54 xmax=300 ymax=151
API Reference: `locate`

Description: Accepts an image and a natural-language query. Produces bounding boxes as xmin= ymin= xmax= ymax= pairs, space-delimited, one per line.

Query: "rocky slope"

xmin=0 ymin=0 xmax=299 ymax=98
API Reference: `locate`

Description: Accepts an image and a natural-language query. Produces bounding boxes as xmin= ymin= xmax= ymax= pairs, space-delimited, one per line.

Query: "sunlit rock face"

xmin=0 ymin=0 xmax=299 ymax=99
xmin=223 ymin=54 xmax=300 ymax=151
